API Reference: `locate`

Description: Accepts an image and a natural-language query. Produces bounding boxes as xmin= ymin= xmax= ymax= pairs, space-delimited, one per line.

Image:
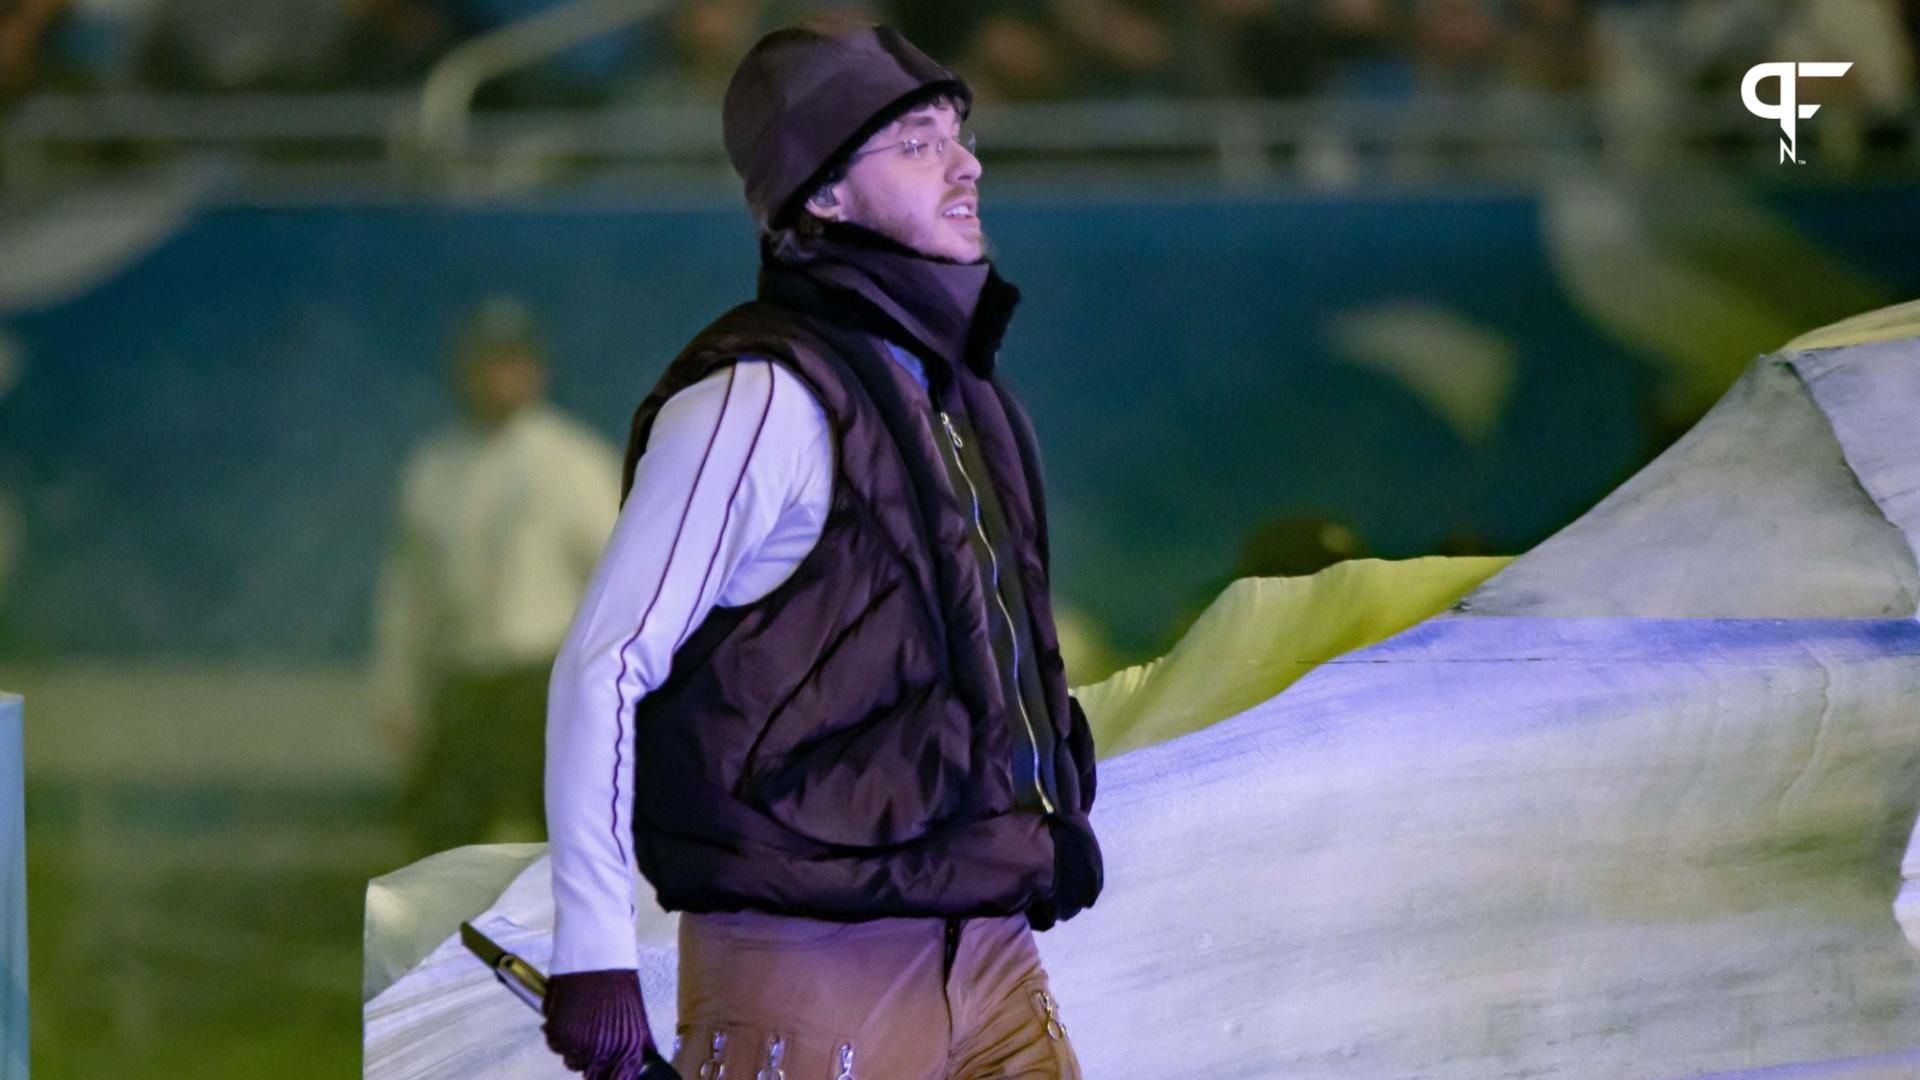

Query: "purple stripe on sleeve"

xmin=671 ymin=365 xmax=777 ymax=653
xmin=605 ymin=366 xmax=738 ymax=869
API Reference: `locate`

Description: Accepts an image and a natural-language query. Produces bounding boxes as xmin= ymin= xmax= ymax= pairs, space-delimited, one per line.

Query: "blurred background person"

xmin=138 ymin=0 xmax=350 ymax=91
xmin=950 ymin=5 xmax=1078 ymax=103
xmin=370 ymin=296 xmax=621 ymax=857
xmin=1049 ymin=0 xmax=1180 ymax=97
xmin=1502 ymin=0 xmax=1598 ymax=98
xmin=641 ymin=0 xmax=768 ymax=100
xmin=900 ymin=0 xmax=1180 ymax=103
xmin=338 ymin=0 xmax=464 ymax=88
xmin=0 ymin=0 xmax=72 ymax=97
xmin=1410 ymin=0 xmax=1503 ymax=94
xmin=1182 ymin=0 xmax=1408 ymax=100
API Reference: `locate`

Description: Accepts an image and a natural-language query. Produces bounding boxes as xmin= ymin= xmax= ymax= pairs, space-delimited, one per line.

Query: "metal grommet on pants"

xmin=1030 ymin=987 xmax=1066 ymax=1041
xmin=676 ymin=910 xmax=1072 ymax=1076
xmin=698 ymin=1028 xmax=729 ymax=1080
xmin=754 ymin=1032 xmax=786 ymax=1080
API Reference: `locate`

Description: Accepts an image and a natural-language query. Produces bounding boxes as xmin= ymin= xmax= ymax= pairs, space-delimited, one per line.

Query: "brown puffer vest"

xmin=618 ymin=261 xmax=1100 ymax=923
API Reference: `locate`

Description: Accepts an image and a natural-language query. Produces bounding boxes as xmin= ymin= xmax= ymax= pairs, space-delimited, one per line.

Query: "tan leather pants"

xmin=670 ymin=909 xmax=1081 ymax=1080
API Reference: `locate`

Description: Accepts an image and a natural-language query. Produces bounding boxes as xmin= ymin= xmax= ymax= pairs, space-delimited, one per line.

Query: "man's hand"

xmin=543 ymin=969 xmax=679 ymax=1079
xmin=1028 ymin=819 xmax=1103 ymax=931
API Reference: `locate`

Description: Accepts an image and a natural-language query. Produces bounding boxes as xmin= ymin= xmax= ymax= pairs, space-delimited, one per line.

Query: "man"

xmin=371 ymin=297 xmax=622 ymax=856
xmin=541 ymin=17 xmax=1103 ymax=1080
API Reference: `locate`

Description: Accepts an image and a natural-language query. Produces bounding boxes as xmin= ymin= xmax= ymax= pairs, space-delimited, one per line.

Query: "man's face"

xmin=456 ymin=348 xmax=546 ymax=428
xmin=814 ymin=100 xmax=985 ymax=263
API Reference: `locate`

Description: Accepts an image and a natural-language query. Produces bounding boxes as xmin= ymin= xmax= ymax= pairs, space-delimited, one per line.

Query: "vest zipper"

xmin=938 ymin=410 xmax=1056 ymax=816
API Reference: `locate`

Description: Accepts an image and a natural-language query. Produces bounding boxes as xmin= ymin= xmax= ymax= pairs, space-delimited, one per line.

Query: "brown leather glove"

xmin=542 ymin=970 xmax=681 ymax=1080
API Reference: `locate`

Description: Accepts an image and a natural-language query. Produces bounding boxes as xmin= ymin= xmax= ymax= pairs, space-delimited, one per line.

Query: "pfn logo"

xmin=1741 ymin=62 xmax=1853 ymax=164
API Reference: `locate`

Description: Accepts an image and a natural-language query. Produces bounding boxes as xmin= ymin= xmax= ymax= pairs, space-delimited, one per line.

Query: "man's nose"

xmin=947 ymin=140 xmax=982 ymax=184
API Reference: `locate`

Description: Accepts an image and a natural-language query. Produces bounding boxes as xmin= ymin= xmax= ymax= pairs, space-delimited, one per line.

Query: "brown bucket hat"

xmin=722 ymin=16 xmax=972 ymax=231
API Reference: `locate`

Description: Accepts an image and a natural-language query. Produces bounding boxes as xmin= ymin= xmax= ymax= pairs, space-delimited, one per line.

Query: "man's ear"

xmin=805 ymin=183 xmax=846 ymax=221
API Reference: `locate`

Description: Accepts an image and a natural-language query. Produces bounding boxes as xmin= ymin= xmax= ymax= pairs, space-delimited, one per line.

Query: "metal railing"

xmin=7 ymin=89 xmax=1913 ymax=193
xmin=411 ymin=0 xmax=669 ymax=161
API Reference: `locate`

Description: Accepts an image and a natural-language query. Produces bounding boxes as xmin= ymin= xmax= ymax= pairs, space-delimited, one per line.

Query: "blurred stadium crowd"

xmin=0 ymin=0 xmax=1914 ymax=116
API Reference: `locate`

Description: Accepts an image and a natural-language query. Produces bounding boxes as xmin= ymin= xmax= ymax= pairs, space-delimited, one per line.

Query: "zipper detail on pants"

xmin=939 ymin=410 xmax=1056 ymax=816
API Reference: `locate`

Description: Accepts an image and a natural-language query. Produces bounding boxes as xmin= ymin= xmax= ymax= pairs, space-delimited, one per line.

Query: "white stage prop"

xmin=366 ymin=305 xmax=1920 ymax=1078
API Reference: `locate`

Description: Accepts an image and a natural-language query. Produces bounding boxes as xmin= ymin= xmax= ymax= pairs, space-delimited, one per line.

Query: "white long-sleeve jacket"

xmin=543 ymin=359 xmax=842 ymax=974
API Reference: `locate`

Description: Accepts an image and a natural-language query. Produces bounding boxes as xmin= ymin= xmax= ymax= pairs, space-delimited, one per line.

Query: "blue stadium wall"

xmin=1 ymin=183 xmax=1915 ymax=659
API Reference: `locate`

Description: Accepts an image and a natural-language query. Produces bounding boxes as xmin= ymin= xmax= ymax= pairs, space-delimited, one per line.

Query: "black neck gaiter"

xmin=760 ymin=222 xmax=1019 ymax=385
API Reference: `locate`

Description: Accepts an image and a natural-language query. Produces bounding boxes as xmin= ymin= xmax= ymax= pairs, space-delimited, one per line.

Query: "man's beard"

xmin=855 ymin=200 xmax=990 ymax=264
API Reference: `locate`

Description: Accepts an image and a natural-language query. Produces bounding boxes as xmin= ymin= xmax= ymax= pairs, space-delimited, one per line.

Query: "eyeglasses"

xmin=847 ymin=126 xmax=978 ymax=166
